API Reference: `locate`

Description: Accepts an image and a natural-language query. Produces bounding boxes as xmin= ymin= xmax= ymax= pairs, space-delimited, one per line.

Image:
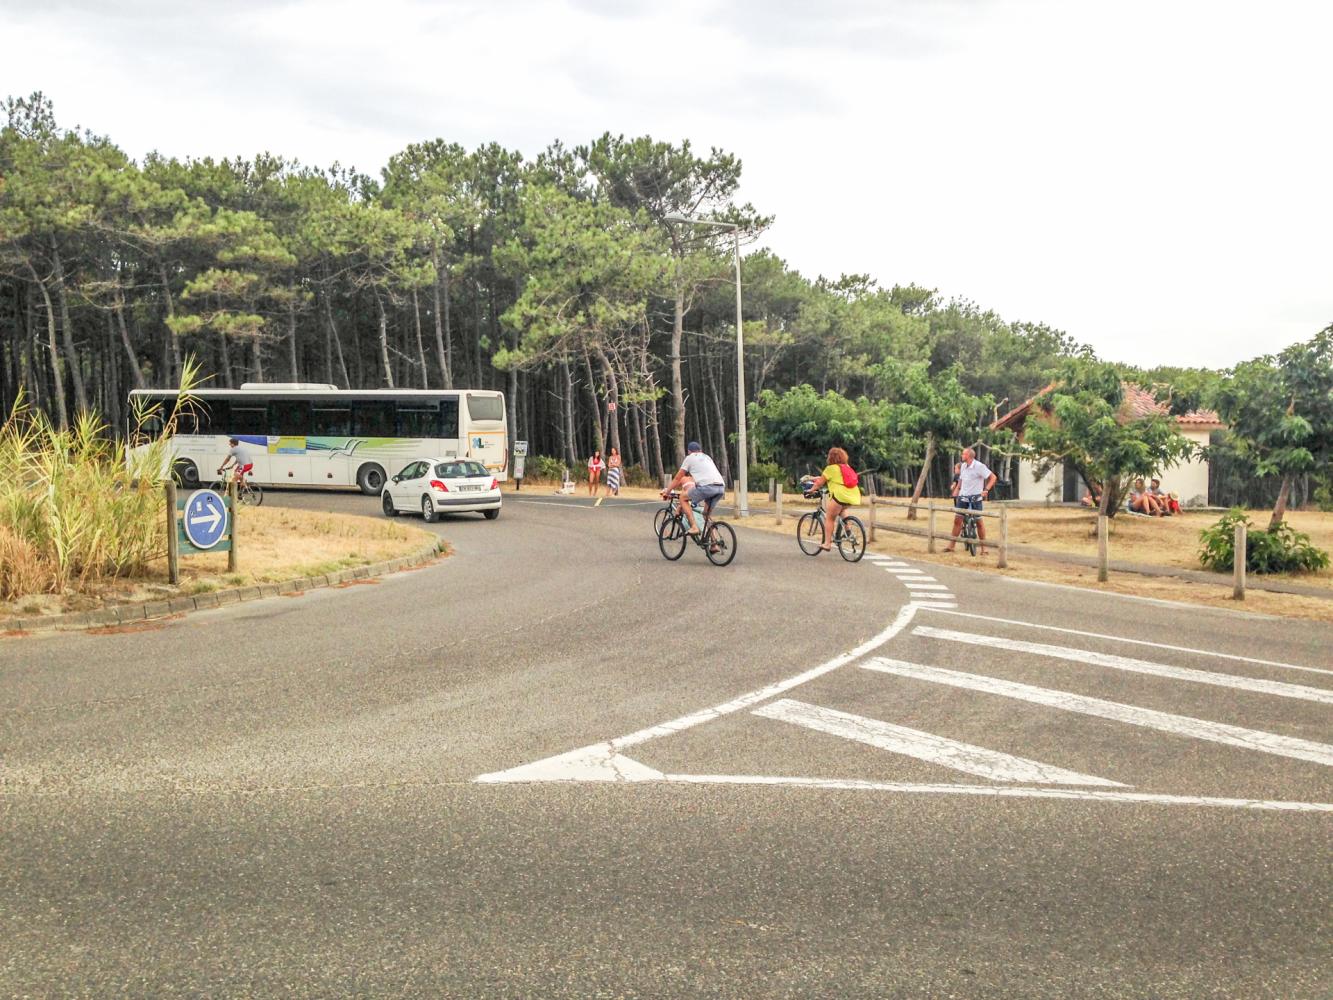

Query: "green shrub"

xmin=1315 ymin=476 xmax=1333 ymax=513
xmin=1199 ymin=509 xmax=1330 ymax=574
xmin=520 ymin=455 xmax=568 ymax=483
xmin=624 ymin=463 xmax=657 ymax=487
xmin=748 ymin=461 xmax=788 ymax=493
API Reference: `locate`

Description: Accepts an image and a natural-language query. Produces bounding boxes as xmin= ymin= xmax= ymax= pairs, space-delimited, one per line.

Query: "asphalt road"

xmin=2 ymin=489 xmax=1330 ymax=998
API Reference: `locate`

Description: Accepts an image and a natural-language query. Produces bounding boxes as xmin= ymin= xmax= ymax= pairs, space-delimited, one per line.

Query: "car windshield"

xmin=435 ymin=462 xmax=488 ymax=479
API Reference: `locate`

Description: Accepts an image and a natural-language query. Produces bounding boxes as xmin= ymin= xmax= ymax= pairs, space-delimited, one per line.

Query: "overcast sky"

xmin=3 ymin=0 xmax=1330 ymax=370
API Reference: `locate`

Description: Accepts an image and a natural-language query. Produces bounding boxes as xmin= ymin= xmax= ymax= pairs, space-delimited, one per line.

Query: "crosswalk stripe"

xmin=913 ymin=626 xmax=1333 ymax=706
xmin=660 ymin=774 xmax=1333 ymax=812
xmin=919 ymin=608 xmax=1333 ymax=678
xmin=754 ymin=699 xmax=1124 ymax=786
xmin=904 ymin=584 xmax=951 ymax=591
xmin=862 ymin=657 xmax=1333 ymax=767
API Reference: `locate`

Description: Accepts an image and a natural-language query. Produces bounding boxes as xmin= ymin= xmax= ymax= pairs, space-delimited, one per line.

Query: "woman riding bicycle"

xmin=803 ymin=446 xmax=861 ymax=552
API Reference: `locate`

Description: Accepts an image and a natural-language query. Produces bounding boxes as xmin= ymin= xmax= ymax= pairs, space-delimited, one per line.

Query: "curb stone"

xmin=0 ymin=538 xmax=443 ymax=634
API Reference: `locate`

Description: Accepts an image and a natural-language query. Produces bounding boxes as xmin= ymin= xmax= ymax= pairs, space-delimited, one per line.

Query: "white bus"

xmin=129 ymin=383 xmax=508 ymax=495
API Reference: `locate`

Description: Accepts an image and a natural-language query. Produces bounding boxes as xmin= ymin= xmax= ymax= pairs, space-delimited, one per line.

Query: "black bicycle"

xmin=953 ymin=502 xmax=981 ymax=557
xmin=796 ymin=487 xmax=866 ymax=562
xmin=657 ymin=491 xmax=737 ymax=566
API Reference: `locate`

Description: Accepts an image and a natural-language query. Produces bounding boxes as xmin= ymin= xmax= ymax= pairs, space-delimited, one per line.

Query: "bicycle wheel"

xmin=962 ymin=516 xmax=979 ymax=556
xmin=244 ymin=482 xmax=263 ymax=507
xmin=653 ymin=505 xmax=669 ymax=536
xmin=208 ymin=481 xmax=226 ymax=495
xmin=704 ymin=520 xmax=737 ymax=566
xmin=797 ymin=511 xmax=825 ymax=555
xmin=837 ymin=516 xmax=866 ymax=562
xmin=657 ymin=513 xmax=688 ymax=561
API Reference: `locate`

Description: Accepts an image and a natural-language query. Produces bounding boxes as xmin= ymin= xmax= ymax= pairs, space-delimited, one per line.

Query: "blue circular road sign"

xmin=184 ymin=489 xmax=229 ymax=549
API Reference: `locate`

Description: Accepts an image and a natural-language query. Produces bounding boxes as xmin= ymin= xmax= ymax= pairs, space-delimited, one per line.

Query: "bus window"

xmin=440 ymin=397 xmax=460 ymax=438
xmin=466 ymin=394 xmax=504 ymax=422
xmin=352 ymin=401 xmax=395 ymax=437
xmin=231 ymin=407 xmax=267 ymax=436
xmin=268 ymin=400 xmax=312 ymax=436
xmin=311 ymin=406 xmax=352 ymax=437
xmin=397 ymin=403 xmax=441 ymax=438
xmin=195 ymin=399 xmax=229 ymax=435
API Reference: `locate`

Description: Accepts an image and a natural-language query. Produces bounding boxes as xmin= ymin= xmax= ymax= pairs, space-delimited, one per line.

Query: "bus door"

xmin=463 ymin=394 xmax=508 ymax=477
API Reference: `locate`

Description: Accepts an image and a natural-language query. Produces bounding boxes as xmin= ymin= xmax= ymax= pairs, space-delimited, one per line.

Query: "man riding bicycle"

xmin=662 ymin=441 xmax=726 ymax=536
xmin=945 ymin=446 xmax=997 ymax=555
xmin=217 ymin=437 xmax=254 ymax=488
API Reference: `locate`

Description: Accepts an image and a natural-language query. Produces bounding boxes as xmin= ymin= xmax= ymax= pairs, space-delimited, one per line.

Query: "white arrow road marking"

xmin=913 ymin=626 xmax=1333 ymax=705
xmin=753 ymin=699 xmax=1124 ymax=786
xmin=863 ymin=657 xmax=1333 ymax=768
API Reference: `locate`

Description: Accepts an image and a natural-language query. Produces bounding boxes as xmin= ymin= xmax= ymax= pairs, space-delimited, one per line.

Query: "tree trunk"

xmin=1269 ymin=473 xmax=1293 ymax=531
xmin=218 ymin=328 xmax=234 ymax=388
xmin=561 ymin=358 xmax=577 ymax=467
xmin=286 ymin=301 xmax=299 ymax=381
xmin=670 ymin=286 xmax=686 ymax=463
xmin=432 ymin=248 xmax=451 ymax=388
xmin=374 ymin=289 xmax=394 ymax=388
xmin=907 ymin=432 xmax=936 ymax=520
xmin=707 ymin=352 xmax=730 ymax=481
xmin=323 ymin=289 xmax=350 ymax=387
xmin=156 ymin=258 xmax=180 ymax=383
xmin=50 ymin=243 xmax=88 ymax=413
xmin=411 ymin=287 xmax=429 ymax=388
xmin=26 ymin=265 xmax=68 ymax=428
xmin=442 ymin=264 xmax=453 ymax=388
xmin=595 ymin=346 xmax=621 ymax=456
xmin=581 ymin=348 xmax=604 ymax=457
xmin=114 ymin=295 xmax=146 ymax=389
xmin=253 ymin=334 xmax=265 ymax=382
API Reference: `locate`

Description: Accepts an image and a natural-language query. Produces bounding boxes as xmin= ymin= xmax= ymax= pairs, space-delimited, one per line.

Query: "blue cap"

xmin=687 ymin=441 xmax=702 ymax=453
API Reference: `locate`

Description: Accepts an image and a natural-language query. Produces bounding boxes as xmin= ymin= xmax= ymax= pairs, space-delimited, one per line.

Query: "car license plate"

xmin=458 ymin=485 xmax=483 ymax=492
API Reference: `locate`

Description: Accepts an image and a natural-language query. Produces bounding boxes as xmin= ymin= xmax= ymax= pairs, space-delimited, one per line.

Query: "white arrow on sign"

xmin=189 ymin=506 xmax=223 ymax=532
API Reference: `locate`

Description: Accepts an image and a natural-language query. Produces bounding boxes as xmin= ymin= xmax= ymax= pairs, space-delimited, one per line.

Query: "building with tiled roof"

xmin=990 ymin=382 xmax=1225 ymax=506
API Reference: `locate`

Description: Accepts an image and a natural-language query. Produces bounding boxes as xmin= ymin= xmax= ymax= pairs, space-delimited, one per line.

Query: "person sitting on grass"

xmin=1127 ymin=477 xmax=1161 ymax=516
xmin=1150 ymin=478 xmax=1179 ymax=515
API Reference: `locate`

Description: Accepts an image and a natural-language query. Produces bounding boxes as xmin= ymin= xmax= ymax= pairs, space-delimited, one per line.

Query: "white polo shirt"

xmin=957 ymin=459 xmax=992 ymax=497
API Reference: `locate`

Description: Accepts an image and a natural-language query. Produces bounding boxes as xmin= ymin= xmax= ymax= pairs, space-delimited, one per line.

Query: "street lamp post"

xmin=665 ymin=215 xmax=749 ymax=516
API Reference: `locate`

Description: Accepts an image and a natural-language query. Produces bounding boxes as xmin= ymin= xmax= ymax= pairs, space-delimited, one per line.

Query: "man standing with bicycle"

xmin=945 ymin=447 xmax=997 ymax=555
xmin=662 ymin=441 xmax=726 ymax=536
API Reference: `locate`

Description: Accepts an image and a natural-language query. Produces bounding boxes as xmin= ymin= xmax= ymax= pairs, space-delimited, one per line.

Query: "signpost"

xmin=165 ymin=482 xmax=237 ymax=583
xmin=513 ymin=441 xmax=528 ymax=489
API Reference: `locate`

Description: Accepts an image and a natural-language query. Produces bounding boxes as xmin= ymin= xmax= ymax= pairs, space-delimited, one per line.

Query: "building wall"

xmin=1163 ymin=428 xmax=1214 ymax=507
xmin=1016 ymin=458 xmax=1064 ymax=502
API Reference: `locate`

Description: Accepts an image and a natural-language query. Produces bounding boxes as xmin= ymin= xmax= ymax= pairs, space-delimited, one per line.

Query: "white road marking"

xmin=475 ymin=604 xmax=924 ymax=783
xmin=862 ymin=658 xmax=1333 ymax=768
xmin=919 ymin=608 xmax=1333 ymax=678
xmin=511 ymin=500 xmax=596 ymax=510
xmin=659 ymin=774 xmax=1333 ymax=813
xmin=904 ymin=583 xmax=951 ymax=591
xmin=914 ymin=626 xmax=1333 ymax=706
xmin=754 ymin=699 xmax=1124 ymax=786
xmin=911 ymin=601 xmax=958 ymax=609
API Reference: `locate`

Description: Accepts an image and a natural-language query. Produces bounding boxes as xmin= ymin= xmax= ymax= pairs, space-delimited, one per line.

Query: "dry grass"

xmin=0 ymin=506 xmax=436 ymax=619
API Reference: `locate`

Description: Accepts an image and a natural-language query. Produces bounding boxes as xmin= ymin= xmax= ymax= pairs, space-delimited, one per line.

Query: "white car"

xmin=381 ymin=458 xmax=502 ymax=521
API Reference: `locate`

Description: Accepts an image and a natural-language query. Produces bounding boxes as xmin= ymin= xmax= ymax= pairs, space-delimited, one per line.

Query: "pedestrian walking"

xmin=606 ymin=447 xmax=623 ymax=496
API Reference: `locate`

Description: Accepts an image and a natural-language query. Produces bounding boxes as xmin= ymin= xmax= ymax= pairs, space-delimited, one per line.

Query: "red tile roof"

xmin=991 ymin=381 xmax=1223 ymax=434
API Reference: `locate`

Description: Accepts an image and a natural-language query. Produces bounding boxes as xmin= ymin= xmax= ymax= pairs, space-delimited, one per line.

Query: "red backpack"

xmin=838 ymin=463 xmax=859 ymax=488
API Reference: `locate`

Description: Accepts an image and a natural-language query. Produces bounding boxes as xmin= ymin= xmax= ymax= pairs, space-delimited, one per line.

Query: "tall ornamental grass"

xmin=0 ymin=366 xmax=199 ymax=601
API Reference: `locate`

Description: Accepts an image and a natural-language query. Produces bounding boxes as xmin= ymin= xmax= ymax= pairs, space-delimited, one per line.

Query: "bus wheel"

xmin=173 ymin=459 xmax=199 ymax=489
xmin=356 ymin=463 xmax=386 ymax=496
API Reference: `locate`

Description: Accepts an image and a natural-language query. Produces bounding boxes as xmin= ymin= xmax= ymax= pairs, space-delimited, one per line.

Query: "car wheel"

xmin=421 ymin=495 xmax=437 ymax=523
xmin=356 ymin=463 xmax=386 ymax=496
xmin=382 ymin=491 xmax=398 ymax=517
xmin=483 ymin=508 xmax=499 ymax=520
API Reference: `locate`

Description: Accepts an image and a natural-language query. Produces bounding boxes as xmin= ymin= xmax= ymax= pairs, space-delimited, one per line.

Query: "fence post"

xmin=927 ymin=500 xmax=937 ymax=554
xmin=775 ymin=487 xmax=783 ymax=525
xmin=165 ymin=479 xmax=179 ymax=585
xmin=868 ymin=495 xmax=877 ymax=543
xmin=228 ymin=477 xmax=239 ymax=573
xmin=998 ymin=506 xmax=1009 ymax=569
xmin=768 ymin=477 xmax=776 ymax=501
xmin=1233 ymin=521 xmax=1246 ymax=600
xmin=1097 ymin=514 xmax=1109 ymax=582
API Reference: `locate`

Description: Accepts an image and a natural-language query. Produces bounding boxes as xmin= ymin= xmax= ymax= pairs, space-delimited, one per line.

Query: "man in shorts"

xmin=217 ymin=437 xmax=254 ymax=488
xmin=662 ymin=441 xmax=726 ymax=535
xmin=944 ymin=447 xmax=997 ymax=555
